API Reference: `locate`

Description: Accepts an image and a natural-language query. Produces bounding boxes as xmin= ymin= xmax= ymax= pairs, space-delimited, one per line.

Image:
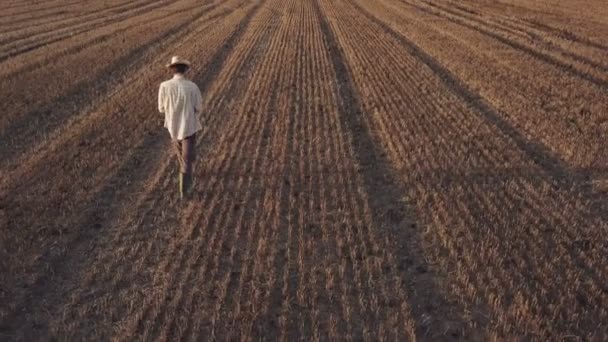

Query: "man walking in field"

xmin=158 ymin=56 xmax=203 ymax=199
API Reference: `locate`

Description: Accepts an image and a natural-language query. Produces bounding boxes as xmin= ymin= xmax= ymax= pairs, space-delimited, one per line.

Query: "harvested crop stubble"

xmin=323 ymin=0 xmax=607 ymax=338
xmin=0 ymin=0 xmax=606 ymax=340
xmin=0 ymin=0 xmax=225 ymax=169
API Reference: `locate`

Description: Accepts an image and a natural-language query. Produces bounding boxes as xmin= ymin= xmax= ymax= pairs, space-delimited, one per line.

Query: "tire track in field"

xmin=0 ymin=0 xmax=175 ymax=61
xmin=0 ymin=1 xmax=230 ymax=192
xmin=445 ymin=0 xmax=608 ymax=54
xmin=318 ymin=0 xmax=532 ymax=337
xmin=0 ymin=0 xmax=155 ymax=38
xmin=0 ymin=0 xmax=90 ymax=19
xmin=398 ymin=1 xmax=608 ymax=89
xmin=0 ymin=0 xmax=213 ymax=80
xmin=374 ymin=0 xmax=607 ymax=170
xmin=337 ymin=0 xmax=608 ymax=337
xmin=0 ymin=0 xmax=227 ymax=173
xmin=374 ymin=0 xmax=607 ymax=285
xmin=417 ymin=1 xmax=608 ymax=74
xmin=4 ymin=0 xmax=252 ymax=336
xmin=0 ymin=2 xmax=254 ymax=338
xmin=0 ymin=0 xmax=168 ymax=36
xmin=376 ymin=0 xmax=608 ymax=179
xmin=0 ymin=3 xmax=94 ymax=32
xmin=353 ymin=0 xmax=573 ymax=183
xmin=436 ymin=0 xmax=608 ymax=55
xmin=518 ymin=17 xmax=608 ymax=52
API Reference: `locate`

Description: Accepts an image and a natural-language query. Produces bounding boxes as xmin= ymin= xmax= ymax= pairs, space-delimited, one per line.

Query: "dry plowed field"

xmin=1 ymin=0 xmax=607 ymax=340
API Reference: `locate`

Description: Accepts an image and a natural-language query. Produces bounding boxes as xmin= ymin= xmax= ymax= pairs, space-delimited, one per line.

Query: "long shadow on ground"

xmin=312 ymin=0 xmax=469 ymax=338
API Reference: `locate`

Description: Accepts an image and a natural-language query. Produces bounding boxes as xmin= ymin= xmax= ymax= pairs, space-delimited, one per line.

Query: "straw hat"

xmin=166 ymin=56 xmax=191 ymax=68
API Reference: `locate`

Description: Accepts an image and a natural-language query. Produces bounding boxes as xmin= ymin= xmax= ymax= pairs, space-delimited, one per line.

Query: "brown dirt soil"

xmin=0 ymin=0 xmax=606 ymax=340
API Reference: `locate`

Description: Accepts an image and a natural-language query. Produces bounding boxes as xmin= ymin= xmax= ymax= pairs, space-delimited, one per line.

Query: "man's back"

xmin=158 ymin=74 xmax=202 ymax=141
xmin=159 ymin=56 xmax=201 ymax=199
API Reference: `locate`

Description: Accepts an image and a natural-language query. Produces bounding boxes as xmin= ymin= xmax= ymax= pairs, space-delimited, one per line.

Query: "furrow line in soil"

xmin=0 ymin=0 xmax=236 ymax=176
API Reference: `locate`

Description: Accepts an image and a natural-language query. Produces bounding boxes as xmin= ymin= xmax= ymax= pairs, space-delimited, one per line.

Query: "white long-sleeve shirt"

xmin=158 ymin=74 xmax=203 ymax=140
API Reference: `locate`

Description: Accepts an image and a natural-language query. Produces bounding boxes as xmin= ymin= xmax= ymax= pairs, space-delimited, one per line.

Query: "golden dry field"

xmin=1 ymin=0 xmax=607 ymax=340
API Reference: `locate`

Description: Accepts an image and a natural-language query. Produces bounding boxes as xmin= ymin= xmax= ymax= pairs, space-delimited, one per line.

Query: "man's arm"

xmin=158 ymin=84 xmax=165 ymax=113
xmin=194 ymin=86 xmax=203 ymax=114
